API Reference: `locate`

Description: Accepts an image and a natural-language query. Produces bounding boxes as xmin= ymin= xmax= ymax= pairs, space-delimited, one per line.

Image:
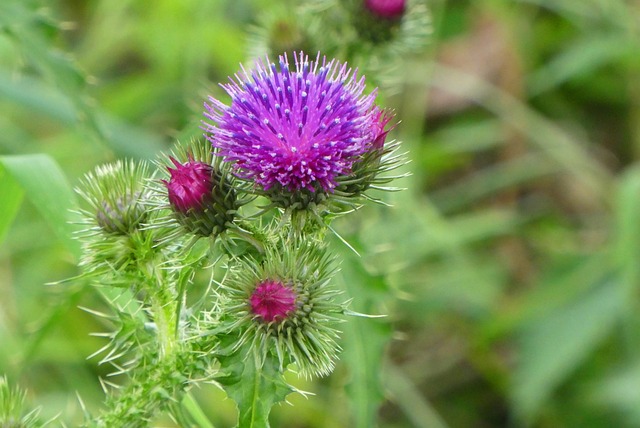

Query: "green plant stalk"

xmin=138 ymin=255 xmax=179 ymax=359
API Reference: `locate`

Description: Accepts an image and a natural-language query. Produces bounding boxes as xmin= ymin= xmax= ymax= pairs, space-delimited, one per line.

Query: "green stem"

xmin=182 ymin=392 xmax=216 ymax=428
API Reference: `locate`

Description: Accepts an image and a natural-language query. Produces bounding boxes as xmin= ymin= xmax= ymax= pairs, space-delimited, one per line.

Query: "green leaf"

xmin=0 ymin=154 xmax=80 ymax=257
xmin=343 ymin=315 xmax=390 ymax=428
xmin=181 ymin=392 xmax=215 ymax=428
xmin=0 ymin=165 xmax=24 ymax=245
xmin=528 ymin=31 xmax=636 ymax=96
xmin=0 ymin=70 xmax=165 ymax=158
xmin=338 ymin=251 xmax=392 ymax=428
xmin=217 ymin=344 xmax=293 ymax=428
xmin=511 ymin=278 xmax=624 ymax=423
xmin=384 ymin=363 xmax=449 ymax=428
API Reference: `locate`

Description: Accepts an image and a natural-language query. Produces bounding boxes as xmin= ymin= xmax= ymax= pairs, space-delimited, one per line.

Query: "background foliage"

xmin=1 ymin=0 xmax=640 ymax=426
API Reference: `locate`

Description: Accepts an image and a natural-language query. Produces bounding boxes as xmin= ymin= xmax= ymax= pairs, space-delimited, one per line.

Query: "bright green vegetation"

xmin=2 ymin=0 xmax=640 ymax=426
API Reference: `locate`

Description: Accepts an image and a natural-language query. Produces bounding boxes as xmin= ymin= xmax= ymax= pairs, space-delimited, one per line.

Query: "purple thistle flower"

xmin=365 ymin=0 xmax=406 ymax=20
xmin=163 ymin=157 xmax=213 ymax=213
xmin=249 ymin=280 xmax=297 ymax=323
xmin=204 ymin=52 xmax=380 ymax=193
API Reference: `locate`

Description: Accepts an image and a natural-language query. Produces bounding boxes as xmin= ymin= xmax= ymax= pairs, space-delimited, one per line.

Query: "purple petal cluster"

xmin=204 ymin=52 xmax=380 ymax=193
xmin=163 ymin=158 xmax=213 ymax=213
xmin=249 ymin=280 xmax=297 ymax=323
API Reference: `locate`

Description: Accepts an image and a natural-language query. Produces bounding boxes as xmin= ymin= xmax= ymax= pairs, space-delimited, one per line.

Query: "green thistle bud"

xmin=353 ymin=0 xmax=405 ymax=44
xmin=218 ymin=237 xmax=344 ymax=378
xmin=95 ymin=192 xmax=146 ymax=235
xmin=75 ymin=160 xmax=153 ymax=280
xmin=246 ymin=6 xmax=315 ymax=63
xmin=79 ymin=161 xmax=148 ymax=235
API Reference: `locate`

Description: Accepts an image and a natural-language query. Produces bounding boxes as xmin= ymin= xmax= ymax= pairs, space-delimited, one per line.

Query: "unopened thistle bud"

xmin=218 ymin=238 xmax=344 ymax=378
xmin=164 ymin=158 xmax=214 ymax=214
xmin=77 ymin=160 xmax=149 ymax=236
xmin=153 ymin=139 xmax=239 ymax=240
xmin=204 ymin=52 xmax=398 ymax=215
xmin=95 ymin=192 xmax=145 ymax=235
xmin=75 ymin=160 xmax=153 ymax=278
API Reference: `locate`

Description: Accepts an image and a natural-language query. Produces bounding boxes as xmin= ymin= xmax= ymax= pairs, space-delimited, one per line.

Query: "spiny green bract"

xmin=0 ymin=376 xmax=46 ymax=428
xmin=147 ymin=139 xmax=245 ymax=246
xmin=74 ymin=160 xmax=156 ymax=285
xmin=212 ymin=235 xmax=346 ymax=378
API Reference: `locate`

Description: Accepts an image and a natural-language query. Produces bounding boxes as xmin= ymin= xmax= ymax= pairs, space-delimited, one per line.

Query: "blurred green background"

xmin=2 ymin=0 xmax=640 ymax=426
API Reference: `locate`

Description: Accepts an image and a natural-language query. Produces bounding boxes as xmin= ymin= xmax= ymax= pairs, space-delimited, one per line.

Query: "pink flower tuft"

xmin=250 ymin=280 xmax=297 ymax=323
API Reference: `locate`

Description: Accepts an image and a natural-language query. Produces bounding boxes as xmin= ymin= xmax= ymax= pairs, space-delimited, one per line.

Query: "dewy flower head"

xmin=204 ymin=52 xmax=380 ymax=196
xmin=217 ymin=237 xmax=344 ymax=378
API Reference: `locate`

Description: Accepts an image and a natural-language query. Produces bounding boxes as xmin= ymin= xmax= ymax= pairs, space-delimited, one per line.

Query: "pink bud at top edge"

xmin=365 ymin=0 xmax=406 ymax=19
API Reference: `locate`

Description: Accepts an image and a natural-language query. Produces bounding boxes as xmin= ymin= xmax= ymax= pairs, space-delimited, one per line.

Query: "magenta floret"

xmin=163 ymin=158 xmax=213 ymax=213
xmin=249 ymin=280 xmax=297 ymax=323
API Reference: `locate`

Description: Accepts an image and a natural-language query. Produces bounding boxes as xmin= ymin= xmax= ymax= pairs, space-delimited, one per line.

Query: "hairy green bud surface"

xmin=217 ymin=237 xmax=345 ymax=378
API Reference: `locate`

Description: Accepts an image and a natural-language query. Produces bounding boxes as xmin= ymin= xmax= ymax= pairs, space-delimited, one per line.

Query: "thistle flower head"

xmin=163 ymin=157 xmax=214 ymax=214
xmin=151 ymin=139 xmax=240 ymax=240
xmin=204 ymin=52 xmax=382 ymax=202
xmin=249 ymin=280 xmax=297 ymax=323
xmin=365 ymin=0 xmax=406 ymax=19
xmin=217 ymin=237 xmax=344 ymax=378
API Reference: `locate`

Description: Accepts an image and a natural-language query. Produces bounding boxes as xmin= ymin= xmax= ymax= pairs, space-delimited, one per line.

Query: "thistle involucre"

xmin=218 ymin=238 xmax=344 ymax=378
xmin=75 ymin=160 xmax=153 ymax=279
xmin=152 ymin=140 xmax=239 ymax=240
xmin=204 ymin=52 xmax=393 ymax=209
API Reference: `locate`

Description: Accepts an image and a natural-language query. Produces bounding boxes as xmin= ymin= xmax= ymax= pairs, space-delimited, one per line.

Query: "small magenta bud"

xmin=370 ymin=108 xmax=396 ymax=150
xmin=365 ymin=0 xmax=406 ymax=19
xmin=163 ymin=158 xmax=214 ymax=213
xmin=250 ymin=280 xmax=297 ymax=323
xmin=155 ymin=141 xmax=239 ymax=239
